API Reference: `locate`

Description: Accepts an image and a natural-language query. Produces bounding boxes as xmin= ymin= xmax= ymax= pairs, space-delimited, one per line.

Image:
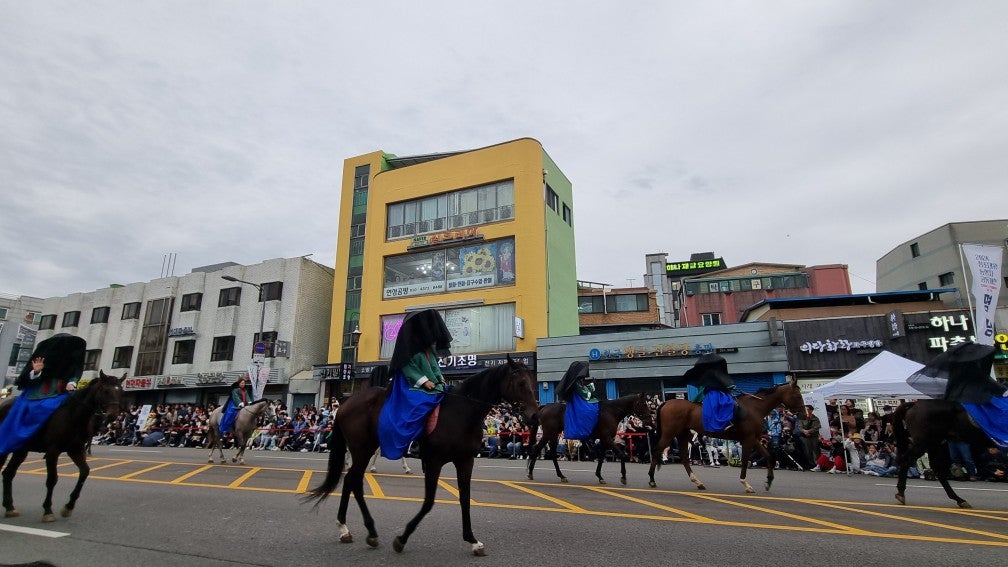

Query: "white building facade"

xmin=0 ymin=293 xmax=43 ymax=392
xmin=33 ymin=257 xmax=333 ymax=409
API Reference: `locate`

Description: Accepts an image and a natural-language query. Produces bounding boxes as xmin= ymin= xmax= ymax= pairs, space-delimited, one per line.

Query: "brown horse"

xmin=527 ymin=393 xmax=653 ymax=485
xmin=889 ymin=399 xmax=992 ymax=508
xmin=205 ymin=398 xmax=275 ymax=465
xmin=647 ymin=381 xmax=804 ymax=493
xmin=303 ymin=356 xmax=538 ymax=556
xmin=0 ymin=370 xmax=124 ymax=522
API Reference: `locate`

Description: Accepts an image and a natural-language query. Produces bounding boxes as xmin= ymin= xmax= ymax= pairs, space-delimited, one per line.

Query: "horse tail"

xmin=302 ymin=418 xmax=347 ymax=510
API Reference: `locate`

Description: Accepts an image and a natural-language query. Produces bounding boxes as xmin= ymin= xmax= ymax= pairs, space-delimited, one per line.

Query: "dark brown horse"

xmin=889 ymin=399 xmax=992 ymax=508
xmin=647 ymin=381 xmax=804 ymax=493
xmin=303 ymin=356 xmax=538 ymax=556
xmin=0 ymin=370 xmax=124 ymax=522
xmin=526 ymin=393 xmax=653 ymax=485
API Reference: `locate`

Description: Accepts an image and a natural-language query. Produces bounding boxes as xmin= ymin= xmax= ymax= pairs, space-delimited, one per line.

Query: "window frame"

xmin=84 ymin=349 xmax=101 ymax=371
xmin=180 ymin=293 xmax=203 ymax=312
xmin=112 ymin=346 xmax=133 ymax=369
xmin=122 ymin=302 xmax=141 ymax=320
xmin=210 ymin=336 xmax=235 ymax=362
xmin=218 ymin=287 xmax=241 ymax=307
xmin=172 ymin=340 xmax=196 ymax=364
xmin=260 ymin=282 xmax=283 ymax=301
xmin=91 ymin=306 xmax=110 ymax=324
xmin=61 ymin=311 xmax=81 ymax=328
xmin=39 ymin=314 xmax=57 ymax=330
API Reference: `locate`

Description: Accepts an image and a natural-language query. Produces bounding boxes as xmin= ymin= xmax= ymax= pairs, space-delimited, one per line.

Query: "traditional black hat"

xmin=14 ymin=333 xmax=86 ymax=389
xmin=907 ymin=342 xmax=1000 ymax=404
xmin=389 ymin=309 xmax=453 ymax=372
xmin=556 ymin=360 xmax=590 ymax=403
xmin=683 ymin=353 xmax=734 ymax=391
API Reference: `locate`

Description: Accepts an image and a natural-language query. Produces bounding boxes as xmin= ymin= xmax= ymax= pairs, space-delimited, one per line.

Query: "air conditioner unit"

xmin=450 ymin=214 xmax=465 ymax=228
xmin=468 ymin=212 xmax=480 ymax=224
xmin=432 ymin=218 xmax=445 ymax=230
xmin=417 ymin=220 xmax=430 ymax=233
xmin=403 ymin=222 xmax=416 ymax=235
xmin=388 ymin=225 xmax=402 ymax=238
xmin=499 ymin=205 xmax=513 ymax=219
xmin=483 ymin=209 xmax=496 ymax=222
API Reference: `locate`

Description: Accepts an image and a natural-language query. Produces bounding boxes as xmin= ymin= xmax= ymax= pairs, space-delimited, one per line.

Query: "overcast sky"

xmin=3 ymin=2 xmax=1007 ymax=299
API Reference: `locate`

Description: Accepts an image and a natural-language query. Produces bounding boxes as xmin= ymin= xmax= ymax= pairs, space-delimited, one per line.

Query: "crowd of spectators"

xmin=92 ymin=394 xmax=1006 ymax=483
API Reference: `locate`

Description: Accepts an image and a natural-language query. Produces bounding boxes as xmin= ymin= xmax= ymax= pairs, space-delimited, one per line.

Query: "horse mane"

xmin=752 ymin=382 xmax=793 ymax=397
xmin=452 ymin=363 xmax=510 ymax=400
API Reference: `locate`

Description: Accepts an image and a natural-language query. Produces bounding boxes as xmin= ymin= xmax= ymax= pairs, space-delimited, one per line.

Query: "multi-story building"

xmin=877 ymin=219 xmax=1007 ymax=321
xmin=645 ymin=252 xmax=727 ymax=328
xmin=0 ymin=293 xmax=43 ymax=391
xmin=321 ymin=138 xmax=579 ymax=398
xmin=32 ymin=257 xmax=333 ymax=408
xmin=576 ymin=281 xmax=664 ymax=335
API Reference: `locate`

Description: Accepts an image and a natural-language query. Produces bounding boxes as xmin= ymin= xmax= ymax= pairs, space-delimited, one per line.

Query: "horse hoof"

xmin=620 ymin=478 xmax=627 ymax=486
xmin=895 ymin=494 xmax=906 ymax=505
xmin=366 ymin=535 xmax=379 ymax=547
xmin=42 ymin=513 xmax=56 ymax=523
xmin=208 ymin=459 xmax=214 ymax=464
xmin=472 ymin=541 xmax=486 ymax=556
xmin=393 ymin=536 xmax=405 ymax=553
xmin=4 ymin=509 xmax=19 ymax=518
xmin=527 ymin=474 xmax=534 ymax=481
xmin=745 ymin=486 xmax=756 ymax=494
xmin=61 ymin=507 xmax=72 ymax=518
xmin=648 ymin=480 xmax=656 ymax=488
xmin=231 ymin=458 xmax=238 ymax=463
xmin=764 ymin=482 xmax=771 ymax=492
xmin=340 ymin=533 xmax=353 ymax=543
xmin=958 ymin=501 xmax=973 ymax=509
xmin=696 ymin=484 xmax=707 ymax=491
xmin=598 ymin=479 xmax=606 ymax=485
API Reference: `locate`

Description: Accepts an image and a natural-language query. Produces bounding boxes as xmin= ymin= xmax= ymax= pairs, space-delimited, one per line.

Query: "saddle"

xmin=425 ymin=404 xmax=440 ymax=435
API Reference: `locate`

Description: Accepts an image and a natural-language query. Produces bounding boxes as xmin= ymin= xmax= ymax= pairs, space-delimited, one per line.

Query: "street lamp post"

xmin=349 ymin=324 xmax=362 ymax=393
xmin=222 ymin=275 xmax=266 ymax=395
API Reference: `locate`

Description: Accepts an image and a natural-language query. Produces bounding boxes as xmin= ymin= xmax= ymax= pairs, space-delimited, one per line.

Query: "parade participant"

xmin=797 ymin=404 xmax=823 ymax=470
xmin=218 ymin=376 xmax=252 ymax=436
xmin=378 ymin=309 xmax=453 ymax=460
xmin=683 ymin=353 xmax=738 ymax=432
xmin=556 ymin=360 xmax=599 ymax=442
xmin=0 ymin=334 xmax=85 ymax=455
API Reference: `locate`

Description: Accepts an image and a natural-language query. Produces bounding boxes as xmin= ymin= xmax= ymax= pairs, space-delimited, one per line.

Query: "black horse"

xmin=889 ymin=399 xmax=992 ymax=508
xmin=0 ymin=370 xmax=124 ymax=522
xmin=526 ymin=393 xmax=653 ymax=485
xmin=303 ymin=356 xmax=538 ymax=556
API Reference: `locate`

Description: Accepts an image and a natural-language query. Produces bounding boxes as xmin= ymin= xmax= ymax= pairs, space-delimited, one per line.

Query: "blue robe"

xmin=0 ymin=393 xmax=70 ymax=454
xmin=378 ymin=371 xmax=443 ymax=460
xmin=963 ymin=397 xmax=1008 ymax=448
xmin=701 ymin=389 xmax=734 ymax=433
xmin=219 ymin=400 xmax=239 ymax=435
xmin=563 ymin=395 xmax=599 ymax=441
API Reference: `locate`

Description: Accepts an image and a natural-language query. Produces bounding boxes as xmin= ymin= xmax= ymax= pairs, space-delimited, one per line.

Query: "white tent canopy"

xmin=813 ymin=350 xmax=928 ymax=400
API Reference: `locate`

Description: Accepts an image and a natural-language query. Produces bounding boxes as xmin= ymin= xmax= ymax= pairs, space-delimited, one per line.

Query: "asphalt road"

xmin=1 ymin=445 xmax=1007 ymax=567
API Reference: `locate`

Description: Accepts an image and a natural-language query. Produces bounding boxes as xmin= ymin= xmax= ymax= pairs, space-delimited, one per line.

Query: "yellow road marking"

xmin=118 ymin=462 xmax=171 ymax=479
xmin=171 ymin=465 xmax=214 ymax=484
xmin=229 ymin=467 xmax=261 ymax=488
xmin=690 ymin=493 xmax=870 ymax=533
xmin=297 ymin=470 xmax=314 ymax=494
xmin=88 ymin=460 xmax=133 ymax=473
xmin=586 ymin=486 xmax=712 ymax=521
xmin=500 ymin=481 xmax=587 ymax=512
xmin=365 ymin=473 xmax=384 ymax=497
xmin=806 ymin=500 xmax=1008 ymax=541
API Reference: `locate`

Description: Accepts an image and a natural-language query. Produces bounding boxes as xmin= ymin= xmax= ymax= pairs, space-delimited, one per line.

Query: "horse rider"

xmin=0 ymin=334 xmax=85 ymax=455
xmin=683 ymin=353 xmax=740 ymax=433
xmin=377 ymin=309 xmax=453 ymax=460
xmin=556 ymin=360 xmax=600 ymax=443
xmin=218 ymin=376 xmax=252 ymax=436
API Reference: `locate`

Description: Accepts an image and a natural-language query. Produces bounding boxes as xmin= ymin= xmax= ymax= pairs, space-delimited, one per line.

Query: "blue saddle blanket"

xmin=378 ymin=371 xmax=443 ymax=460
xmin=0 ymin=394 xmax=69 ymax=455
xmin=563 ymin=395 xmax=599 ymax=441
xmin=963 ymin=396 xmax=1008 ymax=448
xmin=701 ymin=390 xmax=734 ymax=433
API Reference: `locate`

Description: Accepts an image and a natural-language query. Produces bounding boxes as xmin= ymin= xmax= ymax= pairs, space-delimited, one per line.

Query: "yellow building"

xmin=323 ymin=138 xmax=578 ymax=395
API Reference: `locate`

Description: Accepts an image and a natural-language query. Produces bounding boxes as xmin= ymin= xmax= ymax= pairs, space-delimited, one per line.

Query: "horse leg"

xmin=619 ymin=446 xmax=628 ymax=486
xmin=455 ymin=458 xmax=484 ymax=556
xmin=401 ymin=457 xmax=412 ymax=474
xmin=737 ymin=441 xmax=756 ymax=493
xmin=895 ymin=445 xmax=925 ymax=505
xmin=393 ymin=460 xmax=445 ymax=554
xmin=679 ymin=433 xmax=706 ymax=490
xmin=595 ymin=449 xmax=606 ymax=485
xmin=929 ymin=447 xmax=971 ymax=508
xmin=549 ymin=440 xmax=568 ymax=483
xmin=233 ymin=433 xmax=246 ymax=465
xmin=346 ymin=458 xmax=379 ymax=546
xmin=647 ymin=431 xmax=674 ymax=487
xmin=755 ymin=441 xmax=775 ymax=491
xmin=527 ymin=437 xmax=545 ymax=480
xmin=61 ymin=449 xmax=90 ymax=518
xmin=2 ymin=451 xmax=28 ymax=517
xmin=41 ymin=452 xmax=61 ymax=522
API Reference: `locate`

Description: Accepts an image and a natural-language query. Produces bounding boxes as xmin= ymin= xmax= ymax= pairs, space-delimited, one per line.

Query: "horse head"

xmin=92 ymin=370 xmax=126 ymax=420
xmin=779 ymin=380 xmax=805 ymax=413
xmin=631 ymin=393 xmax=655 ymax=427
xmin=501 ymin=354 xmax=539 ymax=424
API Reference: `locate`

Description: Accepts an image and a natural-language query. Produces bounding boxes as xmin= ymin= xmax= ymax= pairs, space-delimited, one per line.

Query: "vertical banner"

xmin=962 ymin=244 xmax=1004 ymax=346
xmin=249 ymin=365 xmax=269 ymax=400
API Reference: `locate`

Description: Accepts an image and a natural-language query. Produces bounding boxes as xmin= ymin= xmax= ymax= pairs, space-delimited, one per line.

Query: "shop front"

xmin=121 ymin=369 xmax=288 ymax=408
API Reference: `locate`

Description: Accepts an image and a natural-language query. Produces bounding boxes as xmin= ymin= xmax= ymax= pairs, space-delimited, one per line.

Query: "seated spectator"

xmin=862 ymin=442 xmax=897 ymax=477
xmin=979 ymin=446 xmax=1007 ymax=482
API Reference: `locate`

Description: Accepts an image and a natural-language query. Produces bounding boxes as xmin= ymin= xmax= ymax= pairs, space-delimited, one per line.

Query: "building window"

xmin=379 ymin=303 xmax=516 ymax=358
xmin=383 ymin=237 xmax=516 ymax=299
xmin=578 ymin=296 xmax=605 ymax=313
xmin=562 ymin=203 xmax=572 ymax=226
xmin=253 ymin=331 xmax=278 ymax=357
xmin=938 ymin=272 xmax=955 ymax=286
xmin=260 ymin=282 xmax=283 ymax=301
xmin=701 ymin=313 xmax=721 ymax=326
xmin=62 ymin=311 xmax=80 ymax=328
xmin=180 ymin=293 xmax=203 ymax=312
xmin=39 ymin=314 xmax=56 ymax=330
xmin=210 ymin=336 xmax=235 ymax=362
xmin=918 ymin=282 xmax=928 ymax=290
xmin=135 ymin=298 xmax=172 ymax=377
xmin=122 ymin=302 xmax=141 ymax=320
xmin=91 ymin=306 xmax=110 ymax=324
xmin=112 ymin=346 xmax=133 ymax=369
xmin=910 ymin=242 xmax=920 ymax=258
xmin=219 ymin=287 xmax=241 ymax=307
xmin=172 ymin=340 xmax=195 ymax=364
xmin=545 ymin=184 xmax=559 ymax=211
xmin=387 ymin=179 xmax=514 ymax=240
xmin=0 ymin=307 xmax=7 ymax=320
xmin=84 ymin=349 xmax=101 ymax=371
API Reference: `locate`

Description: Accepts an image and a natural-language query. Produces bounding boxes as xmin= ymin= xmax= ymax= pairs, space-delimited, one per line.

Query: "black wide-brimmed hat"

xmin=907 ymin=342 xmax=1001 ymax=404
xmin=683 ymin=353 xmax=734 ymax=390
xmin=556 ymin=360 xmax=590 ymax=402
xmin=15 ymin=333 xmax=86 ymax=388
xmin=390 ymin=309 xmax=453 ymax=371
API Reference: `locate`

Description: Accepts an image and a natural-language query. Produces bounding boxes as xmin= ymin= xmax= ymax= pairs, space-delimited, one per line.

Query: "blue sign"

xmin=253 ymin=341 xmax=267 ymax=354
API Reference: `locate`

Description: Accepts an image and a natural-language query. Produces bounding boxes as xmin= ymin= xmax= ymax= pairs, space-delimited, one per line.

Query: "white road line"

xmin=0 ymin=524 xmax=70 ymax=538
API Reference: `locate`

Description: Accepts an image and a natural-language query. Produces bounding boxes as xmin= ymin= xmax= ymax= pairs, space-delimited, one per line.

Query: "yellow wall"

xmin=332 ymin=139 xmax=552 ymax=364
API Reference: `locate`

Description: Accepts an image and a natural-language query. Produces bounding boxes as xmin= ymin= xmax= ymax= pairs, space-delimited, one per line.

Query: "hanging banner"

xmin=962 ymin=244 xmax=1004 ymax=346
xmin=249 ymin=364 xmax=269 ymax=399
